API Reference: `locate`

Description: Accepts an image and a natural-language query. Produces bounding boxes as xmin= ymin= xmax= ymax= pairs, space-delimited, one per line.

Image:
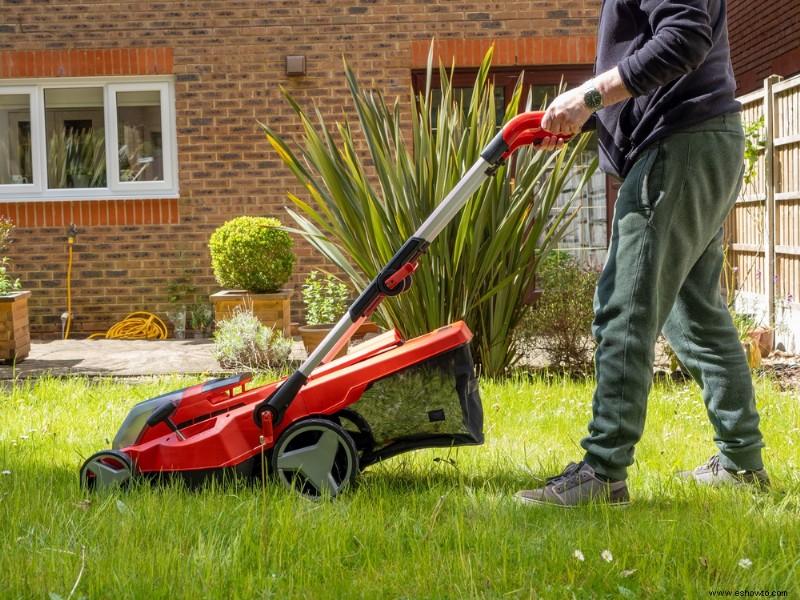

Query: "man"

xmin=516 ymin=0 xmax=769 ymax=507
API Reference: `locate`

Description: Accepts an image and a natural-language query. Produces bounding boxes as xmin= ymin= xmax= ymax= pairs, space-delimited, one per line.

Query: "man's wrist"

xmin=582 ymin=83 xmax=604 ymax=113
xmin=585 ymin=68 xmax=633 ymax=110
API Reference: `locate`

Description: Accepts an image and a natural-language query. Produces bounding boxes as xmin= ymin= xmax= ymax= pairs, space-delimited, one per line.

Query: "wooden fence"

xmin=726 ymin=73 xmax=800 ymax=353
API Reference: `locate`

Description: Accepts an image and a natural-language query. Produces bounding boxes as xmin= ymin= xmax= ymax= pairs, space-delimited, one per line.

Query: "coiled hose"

xmin=88 ymin=311 xmax=168 ymax=340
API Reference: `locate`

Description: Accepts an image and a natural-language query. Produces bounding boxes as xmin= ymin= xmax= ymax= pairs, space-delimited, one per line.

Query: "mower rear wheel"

xmin=79 ymin=450 xmax=134 ymax=491
xmin=271 ymin=418 xmax=358 ymax=499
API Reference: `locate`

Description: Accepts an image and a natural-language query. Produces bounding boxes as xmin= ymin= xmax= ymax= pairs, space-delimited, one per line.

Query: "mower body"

xmin=82 ymin=321 xmax=482 ymax=492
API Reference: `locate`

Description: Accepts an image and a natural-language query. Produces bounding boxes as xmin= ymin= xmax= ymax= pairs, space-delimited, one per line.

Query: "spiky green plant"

xmin=47 ymin=126 xmax=106 ymax=188
xmin=260 ymin=45 xmax=596 ymax=376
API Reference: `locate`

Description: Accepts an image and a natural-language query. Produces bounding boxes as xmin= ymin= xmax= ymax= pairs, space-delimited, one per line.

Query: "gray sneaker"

xmin=676 ymin=455 xmax=770 ymax=488
xmin=515 ymin=461 xmax=630 ymax=507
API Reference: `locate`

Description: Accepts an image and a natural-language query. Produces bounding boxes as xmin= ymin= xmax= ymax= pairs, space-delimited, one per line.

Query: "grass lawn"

xmin=1 ymin=372 xmax=798 ymax=599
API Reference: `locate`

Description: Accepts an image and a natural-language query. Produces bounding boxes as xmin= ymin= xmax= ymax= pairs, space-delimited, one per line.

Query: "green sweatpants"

xmin=581 ymin=113 xmax=765 ymax=481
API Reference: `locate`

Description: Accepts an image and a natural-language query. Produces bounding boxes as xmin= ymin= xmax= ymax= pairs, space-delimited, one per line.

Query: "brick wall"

xmin=0 ymin=1 xmax=600 ymax=339
xmin=729 ymin=0 xmax=800 ymax=94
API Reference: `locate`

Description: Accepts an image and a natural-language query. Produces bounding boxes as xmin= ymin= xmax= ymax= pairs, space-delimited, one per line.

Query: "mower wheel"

xmin=80 ymin=449 xmax=134 ymax=491
xmin=271 ymin=418 xmax=358 ymax=499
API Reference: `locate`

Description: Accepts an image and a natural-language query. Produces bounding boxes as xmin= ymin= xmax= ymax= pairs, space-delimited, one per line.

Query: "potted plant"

xmin=166 ymin=275 xmax=196 ymax=340
xmin=212 ymin=304 xmax=292 ymax=371
xmin=260 ymin=49 xmax=596 ymax=376
xmin=0 ymin=217 xmax=30 ymax=363
xmin=299 ymin=270 xmax=349 ymax=358
xmin=189 ymin=302 xmax=213 ymax=339
xmin=209 ymin=216 xmax=296 ymax=337
xmin=732 ymin=311 xmax=762 ymax=370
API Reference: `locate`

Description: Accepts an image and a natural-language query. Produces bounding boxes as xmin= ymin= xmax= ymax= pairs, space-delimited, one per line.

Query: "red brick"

xmin=729 ymin=0 xmax=800 ymax=93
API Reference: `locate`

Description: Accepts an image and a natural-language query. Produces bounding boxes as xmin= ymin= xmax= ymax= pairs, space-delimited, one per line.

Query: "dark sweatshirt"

xmin=594 ymin=0 xmax=741 ymax=178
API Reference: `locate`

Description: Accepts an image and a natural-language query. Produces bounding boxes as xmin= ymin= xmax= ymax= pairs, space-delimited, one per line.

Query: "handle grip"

xmin=480 ymin=111 xmax=573 ymax=169
xmin=501 ymin=111 xmax=572 ymax=158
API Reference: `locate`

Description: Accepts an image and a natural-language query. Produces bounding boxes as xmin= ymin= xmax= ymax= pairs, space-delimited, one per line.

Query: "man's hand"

xmin=535 ymin=87 xmax=590 ymax=151
xmin=536 ymin=67 xmax=632 ymax=152
xmin=541 ymin=86 xmax=593 ymax=137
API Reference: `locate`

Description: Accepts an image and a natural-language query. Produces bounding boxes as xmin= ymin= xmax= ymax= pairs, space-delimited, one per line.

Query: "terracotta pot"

xmin=299 ymin=324 xmax=347 ymax=359
xmin=758 ymin=329 xmax=772 ymax=358
xmin=353 ymin=320 xmax=381 ymax=339
xmin=748 ymin=328 xmax=773 ymax=358
xmin=742 ymin=337 xmax=762 ymax=370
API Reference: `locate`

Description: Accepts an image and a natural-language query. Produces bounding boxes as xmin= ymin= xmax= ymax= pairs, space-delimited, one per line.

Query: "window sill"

xmin=0 ymin=188 xmax=180 ymax=203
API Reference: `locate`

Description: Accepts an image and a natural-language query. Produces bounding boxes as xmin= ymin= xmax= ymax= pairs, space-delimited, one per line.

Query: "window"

xmin=0 ymin=89 xmax=34 ymax=187
xmin=0 ymin=77 xmax=177 ymax=200
xmin=412 ymin=66 xmax=611 ymax=265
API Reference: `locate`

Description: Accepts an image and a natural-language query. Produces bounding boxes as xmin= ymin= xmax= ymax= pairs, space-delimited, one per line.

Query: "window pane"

xmin=117 ymin=90 xmax=164 ymax=182
xmin=0 ymin=94 xmax=32 ymax=185
xmin=527 ymin=84 xmax=559 ymax=110
xmin=430 ymin=87 xmax=505 ymax=131
xmin=552 ymin=132 xmax=608 ymax=266
xmin=44 ymin=87 xmax=106 ymax=189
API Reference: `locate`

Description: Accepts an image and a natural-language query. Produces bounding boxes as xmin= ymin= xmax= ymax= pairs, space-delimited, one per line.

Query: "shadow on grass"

xmin=16 ymin=453 xmax=794 ymax=514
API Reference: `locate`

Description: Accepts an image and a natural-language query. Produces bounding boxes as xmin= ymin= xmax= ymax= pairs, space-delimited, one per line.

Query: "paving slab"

xmin=0 ymin=338 xmax=306 ymax=380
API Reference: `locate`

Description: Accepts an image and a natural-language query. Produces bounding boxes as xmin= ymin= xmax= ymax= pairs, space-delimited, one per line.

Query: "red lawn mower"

xmin=79 ymin=111 xmax=567 ymax=499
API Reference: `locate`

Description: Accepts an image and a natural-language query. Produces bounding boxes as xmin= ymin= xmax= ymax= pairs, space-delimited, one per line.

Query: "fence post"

xmin=763 ymin=75 xmax=781 ymax=336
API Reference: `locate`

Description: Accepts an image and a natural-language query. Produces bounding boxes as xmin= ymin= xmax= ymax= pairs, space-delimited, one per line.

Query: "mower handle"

xmin=481 ymin=110 xmax=572 ymax=167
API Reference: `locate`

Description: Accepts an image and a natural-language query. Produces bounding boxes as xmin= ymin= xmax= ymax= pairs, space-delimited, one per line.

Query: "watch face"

xmin=585 ymin=88 xmax=603 ymax=111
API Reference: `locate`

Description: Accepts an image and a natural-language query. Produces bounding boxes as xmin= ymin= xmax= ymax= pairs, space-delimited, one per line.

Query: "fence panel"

xmin=726 ymin=73 xmax=800 ymax=353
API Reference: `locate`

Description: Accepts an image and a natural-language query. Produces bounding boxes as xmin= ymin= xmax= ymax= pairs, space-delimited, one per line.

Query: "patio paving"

xmin=0 ymin=338 xmax=306 ymax=380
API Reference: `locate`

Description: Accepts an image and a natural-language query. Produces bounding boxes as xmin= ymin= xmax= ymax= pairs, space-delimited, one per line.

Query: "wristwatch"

xmin=583 ymin=85 xmax=604 ymax=112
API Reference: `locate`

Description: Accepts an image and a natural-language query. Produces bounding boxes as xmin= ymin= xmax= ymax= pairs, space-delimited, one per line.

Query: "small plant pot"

xmin=299 ymin=324 xmax=347 ymax=359
xmin=748 ymin=328 xmax=773 ymax=358
xmin=168 ymin=306 xmax=187 ymax=340
xmin=353 ymin=320 xmax=381 ymax=340
xmin=742 ymin=337 xmax=762 ymax=370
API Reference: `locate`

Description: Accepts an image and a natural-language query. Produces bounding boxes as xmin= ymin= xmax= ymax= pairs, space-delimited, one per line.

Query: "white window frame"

xmin=0 ymin=76 xmax=178 ymax=201
xmin=0 ymin=85 xmax=42 ymax=194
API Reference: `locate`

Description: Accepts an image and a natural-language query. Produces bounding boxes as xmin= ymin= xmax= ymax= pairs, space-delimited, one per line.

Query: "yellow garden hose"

xmin=64 ymin=227 xmax=76 ymax=339
xmin=88 ymin=311 xmax=169 ymax=340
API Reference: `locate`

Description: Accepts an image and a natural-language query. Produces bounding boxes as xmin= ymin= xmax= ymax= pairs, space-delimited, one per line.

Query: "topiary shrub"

xmin=212 ymin=305 xmax=292 ymax=371
xmin=209 ymin=216 xmax=295 ymax=293
xmin=515 ymin=252 xmax=600 ymax=369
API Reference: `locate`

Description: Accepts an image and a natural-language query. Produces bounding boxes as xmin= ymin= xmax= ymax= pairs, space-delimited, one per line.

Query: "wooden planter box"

xmin=0 ymin=290 xmax=31 ymax=363
xmin=210 ymin=290 xmax=292 ymax=337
